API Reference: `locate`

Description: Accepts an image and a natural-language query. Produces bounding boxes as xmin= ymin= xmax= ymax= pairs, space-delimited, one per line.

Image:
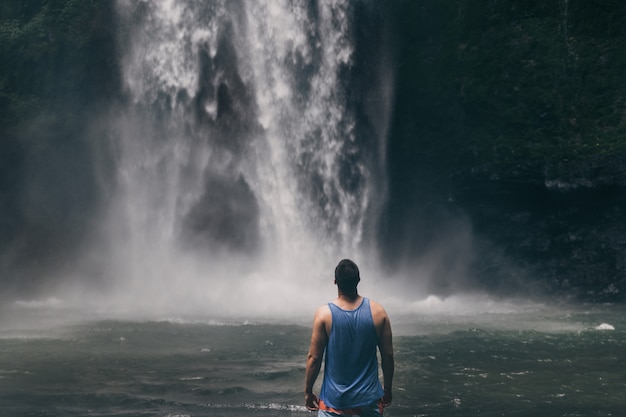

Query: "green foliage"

xmin=0 ymin=0 xmax=118 ymax=279
xmin=0 ymin=0 xmax=117 ymax=132
xmin=390 ymin=0 xmax=626 ymax=185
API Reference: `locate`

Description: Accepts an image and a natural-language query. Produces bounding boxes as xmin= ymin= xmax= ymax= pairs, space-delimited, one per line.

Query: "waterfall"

xmin=103 ymin=0 xmax=390 ymax=318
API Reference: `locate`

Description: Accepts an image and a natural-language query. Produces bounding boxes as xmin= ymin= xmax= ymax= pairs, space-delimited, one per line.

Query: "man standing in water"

xmin=305 ymin=259 xmax=394 ymax=416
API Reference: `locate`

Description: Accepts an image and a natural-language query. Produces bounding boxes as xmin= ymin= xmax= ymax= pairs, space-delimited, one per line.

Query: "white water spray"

xmin=88 ymin=0 xmax=391 ymax=319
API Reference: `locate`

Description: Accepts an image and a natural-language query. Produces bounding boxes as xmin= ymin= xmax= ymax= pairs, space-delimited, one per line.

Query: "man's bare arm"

xmin=304 ymin=306 xmax=329 ymax=410
xmin=378 ymin=311 xmax=394 ymax=406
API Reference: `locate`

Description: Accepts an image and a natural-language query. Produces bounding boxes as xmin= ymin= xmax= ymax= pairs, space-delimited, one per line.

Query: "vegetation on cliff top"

xmin=389 ymin=0 xmax=626 ymax=186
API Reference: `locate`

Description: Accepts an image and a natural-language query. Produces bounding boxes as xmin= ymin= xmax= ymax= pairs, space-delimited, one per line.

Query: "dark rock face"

xmin=453 ymin=179 xmax=626 ymax=301
xmin=182 ymin=175 xmax=260 ymax=253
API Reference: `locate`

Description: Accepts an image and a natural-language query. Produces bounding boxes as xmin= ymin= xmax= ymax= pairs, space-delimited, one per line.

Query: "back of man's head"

xmin=335 ymin=259 xmax=360 ymax=294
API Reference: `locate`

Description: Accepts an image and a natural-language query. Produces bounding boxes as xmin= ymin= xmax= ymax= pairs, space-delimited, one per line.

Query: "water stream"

xmin=94 ymin=0 xmax=391 ymax=318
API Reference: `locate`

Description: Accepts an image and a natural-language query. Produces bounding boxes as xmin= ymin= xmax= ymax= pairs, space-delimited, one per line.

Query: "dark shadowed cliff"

xmin=382 ymin=0 xmax=626 ymax=300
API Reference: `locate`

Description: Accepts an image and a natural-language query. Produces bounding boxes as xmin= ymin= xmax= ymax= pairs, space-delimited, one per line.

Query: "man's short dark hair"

xmin=335 ymin=259 xmax=360 ymax=293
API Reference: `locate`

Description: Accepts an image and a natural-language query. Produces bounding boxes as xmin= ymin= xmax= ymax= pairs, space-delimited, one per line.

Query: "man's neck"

xmin=338 ymin=291 xmax=359 ymax=300
xmin=335 ymin=292 xmax=361 ymax=309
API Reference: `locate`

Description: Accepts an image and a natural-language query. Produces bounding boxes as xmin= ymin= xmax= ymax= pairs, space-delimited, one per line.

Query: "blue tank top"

xmin=319 ymin=297 xmax=384 ymax=409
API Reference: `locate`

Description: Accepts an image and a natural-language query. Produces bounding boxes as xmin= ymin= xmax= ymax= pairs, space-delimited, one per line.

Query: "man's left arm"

xmin=304 ymin=306 xmax=328 ymax=410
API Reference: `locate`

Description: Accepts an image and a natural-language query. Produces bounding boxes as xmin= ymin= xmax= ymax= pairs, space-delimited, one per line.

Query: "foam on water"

xmin=205 ymin=403 xmax=308 ymax=413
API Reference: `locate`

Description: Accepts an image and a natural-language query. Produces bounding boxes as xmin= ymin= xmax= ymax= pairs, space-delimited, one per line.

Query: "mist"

xmin=0 ymin=0 xmax=394 ymax=324
xmin=6 ymin=1 xmax=614 ymax=332
xmin=0 ymin=0 xmax=466 ymax=325
xmin=0 ymin=1 xmax=487 ymax=329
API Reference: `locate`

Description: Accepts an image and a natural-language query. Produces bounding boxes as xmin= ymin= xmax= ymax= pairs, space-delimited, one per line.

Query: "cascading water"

xmin=101 ymin=0 xmax=391 ymax=318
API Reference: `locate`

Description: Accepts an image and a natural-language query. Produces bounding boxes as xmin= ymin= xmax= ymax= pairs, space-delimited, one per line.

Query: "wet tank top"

xmin=319 ymin=297 xmax=384 ymax=409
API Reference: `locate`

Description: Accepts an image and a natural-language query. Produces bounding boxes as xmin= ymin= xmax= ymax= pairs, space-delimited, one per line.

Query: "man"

xmin=305 ymin=259 xmax=394 ymax=416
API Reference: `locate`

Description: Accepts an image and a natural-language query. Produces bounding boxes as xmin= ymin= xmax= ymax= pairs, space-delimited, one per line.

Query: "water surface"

xmin=1 ymin=303 xmax=624 ymax=416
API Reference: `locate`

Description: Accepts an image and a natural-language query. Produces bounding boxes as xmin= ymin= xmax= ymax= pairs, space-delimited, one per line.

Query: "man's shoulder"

xmin=314 ymin=303 xmax=332 ymax=319
xmin=368 ymin=298 xmax=387 ymax=312
xmin=313 ymin=304 xmax=332 ymax=335
xmin=317 ymin=303 xmax=331 ymax=311
xmin=368 ymin=298 xmax=389 ymax=321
